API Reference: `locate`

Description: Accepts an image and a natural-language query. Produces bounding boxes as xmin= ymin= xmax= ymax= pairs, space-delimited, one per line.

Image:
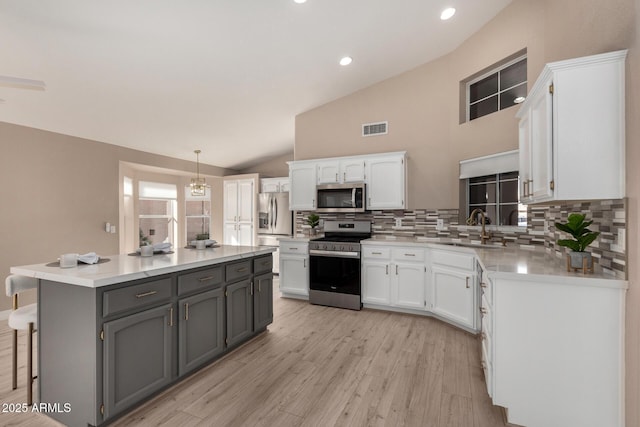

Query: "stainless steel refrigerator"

xmin=257 ymin=192 xmax=292 ymax=274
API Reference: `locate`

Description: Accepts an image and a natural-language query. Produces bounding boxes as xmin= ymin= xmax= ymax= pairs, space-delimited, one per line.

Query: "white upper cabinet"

xmin=316 ymin=159 xmax=365 ymax=184
xmin=517 ymin=50 xmax=626 ymax=203
xmin=288 ymin=151 xmax=406 ymax=211
xmin=288 ymin=162 xmax=317 ymax=210
xmin=260 ymin=177 xmax=289 ymax=193
xmin=366 ymin=153 xmax=406 ymax=210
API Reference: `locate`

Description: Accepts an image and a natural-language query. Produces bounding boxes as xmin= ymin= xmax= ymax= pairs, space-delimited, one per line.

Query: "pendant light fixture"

xmin=190 ymin=149 xmax=206 ymax=196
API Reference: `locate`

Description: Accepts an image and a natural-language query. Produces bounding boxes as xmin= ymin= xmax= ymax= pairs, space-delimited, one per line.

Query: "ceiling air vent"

xmin=362 ymin=121 xmax=388 ymax=137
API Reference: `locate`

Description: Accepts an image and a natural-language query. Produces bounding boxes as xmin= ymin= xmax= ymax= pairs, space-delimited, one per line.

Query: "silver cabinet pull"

xmin=169 ymin=307 xmax=174 ymax=327
xmin=250 ymin=282 xmax=254 ymax=296
xmin=184 ymin=303 xmax=189 ymax=321
xmin=395 ymin=265 xmax=398 ymax=275
xmin=237 ymin=267 xmax=248 ymax=272
xmin=335 ymin=173 xmax=338 ymax=182
xmin=466 ymin=277 xmax=470 ymax=288
xmin=198 ymin=276 xmax=216 ymax=282
xmin=372 ymin=251 xmax=382 ymax=255
xmin=289 ymin=247 xmax=298 ymax=250
xmin=136 ymin=290 xmax=157 ymax=298
xmin=258 ymin=280 xmax=261 ymax=292
xmin=385 ymin=265 xmax=389 ymax=275
xmin=303 ymin=259 xmax=307 ymax=268
xmin=404 ymin=253 xmax=415 ymax=257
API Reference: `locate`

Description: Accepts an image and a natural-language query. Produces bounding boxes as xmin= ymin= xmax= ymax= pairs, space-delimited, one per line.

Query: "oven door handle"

xmin=309 ymin=249 xmax=360 ymax=259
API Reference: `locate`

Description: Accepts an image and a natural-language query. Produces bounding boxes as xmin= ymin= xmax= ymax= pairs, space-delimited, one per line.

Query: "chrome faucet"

xmin=467 ymin=208 xmax=491 ymax=244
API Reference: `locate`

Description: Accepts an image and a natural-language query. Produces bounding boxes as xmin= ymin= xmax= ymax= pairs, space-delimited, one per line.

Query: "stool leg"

xmin=27 ymin=322 xmax=33 ymax=406
xmin=12 ymin=329 xmax=17 ymax=390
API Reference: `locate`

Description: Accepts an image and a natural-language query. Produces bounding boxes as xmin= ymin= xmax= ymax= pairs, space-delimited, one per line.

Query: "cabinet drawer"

xmin=362 ymin=246 xmax=391 ymax=260
xmin=253 ymin=256 xmax=273 ymax=275
xmin=431 ymin=250 xmax=475 ymax=270
xmin=178 ymin=266 xmax=223 ymax=296
xmin=279 ymin=241 xmax=308 ymax=255
xmin=392 ymin=247 xmax=425 ymax=261
xmin=103 ymin=278 xmax=172 ymax=317
xmin=226 ymin=260 xmax=252 ymax=282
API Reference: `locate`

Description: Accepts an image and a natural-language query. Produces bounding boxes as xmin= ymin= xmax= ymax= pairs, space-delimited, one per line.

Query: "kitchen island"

xmin=11 ymin=246 xmax=275 ymax=427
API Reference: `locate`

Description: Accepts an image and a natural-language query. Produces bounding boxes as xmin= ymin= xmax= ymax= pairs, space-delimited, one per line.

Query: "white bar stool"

xmin=5 ymin=275 xmax=38 ymax=405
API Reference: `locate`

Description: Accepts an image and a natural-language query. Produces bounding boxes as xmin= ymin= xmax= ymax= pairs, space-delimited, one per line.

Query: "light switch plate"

xmin=436 ymin=219 xmax=444 ymax=230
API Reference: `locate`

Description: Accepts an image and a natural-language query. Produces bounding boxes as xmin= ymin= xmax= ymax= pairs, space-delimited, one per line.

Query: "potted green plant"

xmin=306 ymin=213 xmax=320 ymax=236
xmin=555 ymin=213 xmax=600 ymax=271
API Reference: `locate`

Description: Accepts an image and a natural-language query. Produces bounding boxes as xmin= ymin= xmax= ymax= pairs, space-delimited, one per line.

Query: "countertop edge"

xmin=10 ymin=247 xmax=275 ymax=288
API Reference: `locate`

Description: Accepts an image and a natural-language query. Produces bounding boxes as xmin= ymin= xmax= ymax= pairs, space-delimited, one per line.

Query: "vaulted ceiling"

xmin=0 ymin=0 xmax=512 ymax=169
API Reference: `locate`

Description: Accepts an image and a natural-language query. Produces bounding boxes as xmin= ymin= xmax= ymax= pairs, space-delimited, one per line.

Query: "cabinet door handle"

xmin=288 ymin=247 xmax=298 ymax=250
xmin=335 ymin=173 xmax=338 ymax=182
xmin=343 ymin=172 xmax=346 ymax=182
xmin=303 ymin=259 xmax=306 ymax=268
xmin=395 ymin=265 xmax=398 ymax=275
xmin=372 ymin=251 xmax=382 ymax=255
xmin=466 ymin=277 xmax=470 ymax=288
xmin=250 ymin=282 xmax=254 ymax=295
xmin=258 ymin=279 xmax=261 ymax=292
xmin=237 ymin=267 xmax=248 ymax=272
xmin=184 ymin=303 xmax=189 ymax=321
xmin=312 ymin=199 xmax=315 ymax=208
xmin=404 ymin=253 xmax=415 ymax=257
xmin=169 ymin=307 xmax=174 ymax=327
xmin=135 ymin=290 xmax=157 ymax=298
xmin=385 ymin=265 xmax=389 ymax=275
xmin=198 ymin=276 xmax=216 ymax=282
xmin=480 ymin=282 xmax=487 ymax=288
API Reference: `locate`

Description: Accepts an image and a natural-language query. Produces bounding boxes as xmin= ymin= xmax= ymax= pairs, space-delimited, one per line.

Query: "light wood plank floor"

xmin=0 ymin=279 xmax=508 ymax=426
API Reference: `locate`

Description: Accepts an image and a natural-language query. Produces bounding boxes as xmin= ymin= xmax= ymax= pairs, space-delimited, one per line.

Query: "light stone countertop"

xmin=362 ymin=236 xmax=627 ymax=287
xmin=10 ymin=246 xmax=275 ymax=288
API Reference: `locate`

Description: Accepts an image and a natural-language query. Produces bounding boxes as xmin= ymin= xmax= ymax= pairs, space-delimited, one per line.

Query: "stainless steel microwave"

xmin=316 ymin=183 xmax=366 ymax=213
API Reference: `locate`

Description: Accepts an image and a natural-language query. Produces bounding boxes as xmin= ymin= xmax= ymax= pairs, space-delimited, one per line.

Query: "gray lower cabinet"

xmin=103 ymin=303 xmax=174 ymax=420
xmin=254 ymin=272 xmax=273 ymax=330
xmin=226 ymin=278 xmax=253 ymax=348
xmin=178 ymin=288 xmax=225 ymax=376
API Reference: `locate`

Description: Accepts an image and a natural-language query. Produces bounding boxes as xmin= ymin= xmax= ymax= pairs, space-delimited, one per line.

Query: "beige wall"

xmin=294 ymin=0 xmax=639 ymax=424
xmin=295 ymin=0 xmax=546 ymax=209
xmin=239 ymin=151 xmax=293 ymax=178
xmin=0 ymin=122 xmax=236 ymax=311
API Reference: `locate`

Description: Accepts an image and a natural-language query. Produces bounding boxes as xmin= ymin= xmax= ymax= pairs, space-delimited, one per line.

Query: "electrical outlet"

xmin=436 ymin=219 xmax=444 ymax=230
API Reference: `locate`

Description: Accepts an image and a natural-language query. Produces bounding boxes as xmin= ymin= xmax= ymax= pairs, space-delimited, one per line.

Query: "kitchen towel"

xmin=78 ymin=252 xmax=100 ymax=264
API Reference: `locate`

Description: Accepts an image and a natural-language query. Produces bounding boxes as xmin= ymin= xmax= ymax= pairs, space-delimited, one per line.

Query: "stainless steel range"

xmin=308 ymin=220 xmax=372 ymax=310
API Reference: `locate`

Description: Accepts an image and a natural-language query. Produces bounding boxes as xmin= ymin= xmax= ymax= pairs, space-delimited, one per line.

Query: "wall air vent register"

xmin=362 ymin=121 xmax=388 ymax=137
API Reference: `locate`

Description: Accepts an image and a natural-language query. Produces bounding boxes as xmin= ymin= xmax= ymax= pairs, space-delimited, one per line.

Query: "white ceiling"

xmin=0 ymin=0 xmax=513 ymax=170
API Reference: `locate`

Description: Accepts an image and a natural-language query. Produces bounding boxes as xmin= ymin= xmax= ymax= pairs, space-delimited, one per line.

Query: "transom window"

xmin=466 ymin=55 xmax=527 ymax=121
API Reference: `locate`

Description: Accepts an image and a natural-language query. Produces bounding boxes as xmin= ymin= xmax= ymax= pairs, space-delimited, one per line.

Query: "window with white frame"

xmin=466 ymin=55 xmax=527 ymax=121
xmin=466 ymin=172 xmax=526 ymax=226
xmin=138 ymin=181 xmax=177 ymax=247
xmin=185 ymin=186 xmax=211 ymax=243
xmin=459 ymin=150 xmax=527 ymax=227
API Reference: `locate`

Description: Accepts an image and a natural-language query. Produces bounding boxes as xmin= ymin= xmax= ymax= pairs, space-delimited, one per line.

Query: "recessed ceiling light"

xmin=514 ymin=96 xmax=526 ymax=104
xmin=294 ymin=0 xmax=307 ymax=4
xmin=339 ymin=56 xmax=353 ymax=66
xmin=440 ymin=7 xmax=456 ymax=20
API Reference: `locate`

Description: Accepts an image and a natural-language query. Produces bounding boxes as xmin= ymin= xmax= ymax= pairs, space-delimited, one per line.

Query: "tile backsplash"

xmin=295 ymin=198 xmax=627 ymax=278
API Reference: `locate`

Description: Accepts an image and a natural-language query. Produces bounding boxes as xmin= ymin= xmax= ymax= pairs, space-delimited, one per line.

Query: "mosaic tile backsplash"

xmin=295 ymin=199 xmax=627 ymax=278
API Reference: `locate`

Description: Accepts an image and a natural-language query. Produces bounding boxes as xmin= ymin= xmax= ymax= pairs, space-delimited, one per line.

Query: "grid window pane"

xmin=500 ymin=59 xmax=527 ymax=89
xmin=499 ymin=84 xmax=527 ymax=111
xmin=500 ymin=180 xmax=519 ymax=203
xmin=469 ymin=74 xmax=498 ymax=103
xmin=469 ymin=95 xmax=498 ymax=120
xmin=469 ymin=183 xmax=496 ymax=204
xmin=139 ymin=199 xmax=170 ymax=215
xmin=186 ymin=217 xmax=210 ymax=242
xmin=500 ymin=205 xmax=520 ymax=226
